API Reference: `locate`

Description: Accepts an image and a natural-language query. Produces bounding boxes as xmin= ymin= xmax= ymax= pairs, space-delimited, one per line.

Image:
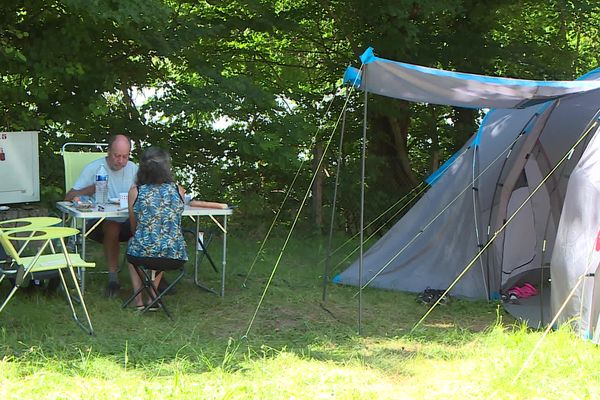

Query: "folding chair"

xmin=61 ymin=142 xmax=107 ymax=195
xmin=0 ymin=217 xmax=63 ymax=288
xmin=60 ymin=142 xmax=107 ymax=252
xmin=122 ymin=257 xmax=186 ymax=319
xmin=0 ymin=226 xmax=95 ymax=334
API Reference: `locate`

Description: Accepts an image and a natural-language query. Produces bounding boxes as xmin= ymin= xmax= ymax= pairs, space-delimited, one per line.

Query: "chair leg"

xmin=122 ymin=266 xmax=147 ymax=309
xmin=0 ymin=264 xmax=27 ymax=314
xmin=124 ymin=265 xmax=184 ymax=320
xmin=62 ymin=266 xmax=95 ymax=335
xmin=121 ymin=266 xmax=172 ymax=318
xmin=138 ymin=268 xmax=173 ymax=319
xmin=0 ymin=286 xmax=20 ymax=314
xmin=144 ymin=270 xmax=185 ymax=320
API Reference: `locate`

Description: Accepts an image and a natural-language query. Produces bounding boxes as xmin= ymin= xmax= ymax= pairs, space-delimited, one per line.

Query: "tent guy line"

xmin=241 ymin=76 xmax=358 ymax=289
xmin=327 ymin=183 xmax=429 ymax=277
xmin=323 ymin=107 xmax=347 ymax=302
xmin=318 ymin=181 xmax=426 ymax=267
xmin=411 ymin=119 xmax=599 ymax=333
xmin=511 ymin=273 xmax=587 ymax=386
xmin=242 ymin=70 xmax=362 ymax=338
xmin=351 ymin=126 xmax=529 ymax=297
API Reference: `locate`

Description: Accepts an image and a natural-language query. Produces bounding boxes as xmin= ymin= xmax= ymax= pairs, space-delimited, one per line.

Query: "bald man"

xmin=65 ymin=134 xmax=138 ymax=298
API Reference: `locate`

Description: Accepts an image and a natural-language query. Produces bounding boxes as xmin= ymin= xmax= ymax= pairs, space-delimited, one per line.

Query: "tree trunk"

xmin=386 ymin=100 xmax=418 ymax=187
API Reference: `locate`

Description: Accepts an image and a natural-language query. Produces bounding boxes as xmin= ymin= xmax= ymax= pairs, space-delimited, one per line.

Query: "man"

xmin=65 ymin=134 xmax=138 ymax=298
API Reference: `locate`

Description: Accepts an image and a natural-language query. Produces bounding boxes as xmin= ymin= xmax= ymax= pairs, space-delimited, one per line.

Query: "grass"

xmin=0 ymin=228 xmax=598 ymax=399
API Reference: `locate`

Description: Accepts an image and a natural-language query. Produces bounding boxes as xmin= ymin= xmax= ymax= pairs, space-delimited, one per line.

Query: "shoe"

xmin=105 ymin=281 xmax=121 ymax=298
xmin=135 ymin=303 xmax=161 ymax=312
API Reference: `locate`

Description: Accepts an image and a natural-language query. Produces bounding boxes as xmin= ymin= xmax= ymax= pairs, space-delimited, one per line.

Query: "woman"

xmin=126 ymin=147 xmax=187 ymax=310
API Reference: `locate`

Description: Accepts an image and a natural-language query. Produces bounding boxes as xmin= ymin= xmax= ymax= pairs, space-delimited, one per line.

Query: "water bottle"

xmin=95 ymin=164 xmax=109 ymax=205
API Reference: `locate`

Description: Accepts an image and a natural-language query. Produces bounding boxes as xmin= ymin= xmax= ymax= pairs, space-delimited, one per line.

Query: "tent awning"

xmin=344 ymin=48 xmax=600 ymax=109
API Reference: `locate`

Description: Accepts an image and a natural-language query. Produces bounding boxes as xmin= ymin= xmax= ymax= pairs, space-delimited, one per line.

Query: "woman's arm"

xmin=128 ymin=186 xmax=139 ymax=233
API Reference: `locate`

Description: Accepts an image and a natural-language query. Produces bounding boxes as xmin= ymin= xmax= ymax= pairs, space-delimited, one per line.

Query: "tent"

xmin=333 ymin=48 xmax=600 ymax=340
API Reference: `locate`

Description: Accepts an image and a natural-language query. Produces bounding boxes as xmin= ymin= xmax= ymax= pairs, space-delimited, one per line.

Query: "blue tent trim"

xmin=577 ymin=67 xmax=600 ymax=81
xmin=360 ymin=47 xmax=376 ymax=64
xmin=362 ymin=48 xmax=599 ymax=89
xmin=343 ymin=66 xmax=362 ymax=87
xmin=472 ymin=112 xmax=492 ymax=146
xmin=425 ymin=150 xmax=461 ymax=185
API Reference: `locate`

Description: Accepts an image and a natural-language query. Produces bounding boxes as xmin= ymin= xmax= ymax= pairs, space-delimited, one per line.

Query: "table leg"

xmin=80 ymin=218 xmax=87 ymax=292
xmin=193 ymin=216 xmax=218 ymax=295
xmin=221 ymin=215 xmax=227 ymax=297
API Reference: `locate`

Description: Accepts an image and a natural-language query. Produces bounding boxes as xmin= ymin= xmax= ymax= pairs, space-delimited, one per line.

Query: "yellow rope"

xmin=411 ymin=120 xmax=598 ymax=333
xmin=243 ymin=73 xmax=362 ymax=338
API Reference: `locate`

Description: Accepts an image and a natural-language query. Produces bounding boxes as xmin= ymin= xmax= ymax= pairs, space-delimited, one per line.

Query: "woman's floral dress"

xmin=127 ymin=182 xmax=188 ymax=261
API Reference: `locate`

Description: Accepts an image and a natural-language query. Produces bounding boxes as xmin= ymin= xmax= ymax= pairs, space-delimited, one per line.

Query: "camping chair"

xmin=122 ymin=257 xmax=186 ymax=319
xmin=0 ymin=226 xmax=95 ymax=334
xmin=0 ymin=217 xmax=63 ymax=288
xmin=61 ymin=142 xmax=107 ymax=196
xmin=60 ymin=142 xmax=107 ymax=250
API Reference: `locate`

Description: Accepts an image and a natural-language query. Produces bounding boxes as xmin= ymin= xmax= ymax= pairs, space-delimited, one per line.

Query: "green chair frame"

xmin=61 ymin=142 xmax=107 ymax=195
xmin=0 ymin=226 xmax=95 ymax=335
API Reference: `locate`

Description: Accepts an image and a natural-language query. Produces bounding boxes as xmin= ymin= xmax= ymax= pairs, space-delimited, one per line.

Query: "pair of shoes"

xmin=105 ymin=281 xmax=121 ymax=298
xmin=135 ymin=303 xmax=160 ymax=312
xmin=416 ymin=287 xmax=449 ymax=305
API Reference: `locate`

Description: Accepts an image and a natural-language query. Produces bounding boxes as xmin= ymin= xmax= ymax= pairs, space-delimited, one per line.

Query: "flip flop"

xmin=134 ymin=304 xmax=160 ymax=312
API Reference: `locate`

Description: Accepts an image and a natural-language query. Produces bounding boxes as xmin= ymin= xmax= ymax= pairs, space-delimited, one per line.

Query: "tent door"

xmin=501 ymin=187 xmax=537 ymax=289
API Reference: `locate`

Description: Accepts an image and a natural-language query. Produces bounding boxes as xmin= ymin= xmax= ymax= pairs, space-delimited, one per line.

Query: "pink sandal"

xmin=507 ymin=283 xmax=537 ymax=299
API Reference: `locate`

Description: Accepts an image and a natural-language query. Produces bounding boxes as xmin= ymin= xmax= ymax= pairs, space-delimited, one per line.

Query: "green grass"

xmin=0 ymin=230 xmax=598 ymax=399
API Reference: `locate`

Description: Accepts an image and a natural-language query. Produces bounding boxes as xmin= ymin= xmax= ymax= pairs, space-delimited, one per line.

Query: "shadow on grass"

xmin=0 ymin=235 xmax=511 ymax=379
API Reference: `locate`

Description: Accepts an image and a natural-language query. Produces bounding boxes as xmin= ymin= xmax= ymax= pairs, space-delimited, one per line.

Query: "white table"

xmin=56 ymin=201 xmax=233 ymax=296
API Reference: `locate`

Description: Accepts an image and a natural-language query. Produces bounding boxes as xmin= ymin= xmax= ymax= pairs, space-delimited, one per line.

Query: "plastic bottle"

xmin=95 ymin=164 xmax=109 ymax=204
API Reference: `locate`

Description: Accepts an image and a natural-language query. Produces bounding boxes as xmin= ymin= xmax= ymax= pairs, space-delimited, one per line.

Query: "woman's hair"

xmin=136 ymin=147 xmax=174 ymax=185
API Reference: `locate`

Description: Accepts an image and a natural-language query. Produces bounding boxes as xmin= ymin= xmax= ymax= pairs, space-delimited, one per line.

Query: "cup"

xmin=119 ymin=192 xmax=128 ymax=208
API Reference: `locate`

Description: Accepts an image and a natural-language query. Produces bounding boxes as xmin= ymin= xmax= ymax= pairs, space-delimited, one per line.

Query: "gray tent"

xmin=334 ymin=48 xmax=600 ymax=339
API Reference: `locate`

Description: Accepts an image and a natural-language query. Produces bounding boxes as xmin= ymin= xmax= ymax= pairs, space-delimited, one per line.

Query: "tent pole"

xmin=470 ymin=143 xmax=489 ymax=299
xmin=322 ymin=108 xmax=347 ymax=302
xmin=355 ymin=132 xmax=525 ymax=293
xmin=412 ymin=119 xmax=599 ymax=333
xmin=483 ymin=110 xmax=546 ymax=297
xmin=539 ymin=240 xmax=547 ymax=327
xmin=358 ymin=68 xmax=368 ymax=335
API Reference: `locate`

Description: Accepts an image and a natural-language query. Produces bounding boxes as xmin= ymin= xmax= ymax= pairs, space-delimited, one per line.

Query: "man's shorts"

xmin=86 ymin=219 xmax=132 ymax=243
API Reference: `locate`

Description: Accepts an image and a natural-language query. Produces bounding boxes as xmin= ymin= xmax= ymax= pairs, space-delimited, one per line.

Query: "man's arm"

xmin=65 ymin=160 xmax=99 ymax=201
xmin=189 ymin=199 xmax=228 ymax=209
xmin=65 ymin=184 xmax=96 ymax=201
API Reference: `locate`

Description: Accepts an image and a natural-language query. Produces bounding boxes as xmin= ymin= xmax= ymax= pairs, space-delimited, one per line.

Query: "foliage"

xmin=2 ymin=1 xmax=600 ymax=230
